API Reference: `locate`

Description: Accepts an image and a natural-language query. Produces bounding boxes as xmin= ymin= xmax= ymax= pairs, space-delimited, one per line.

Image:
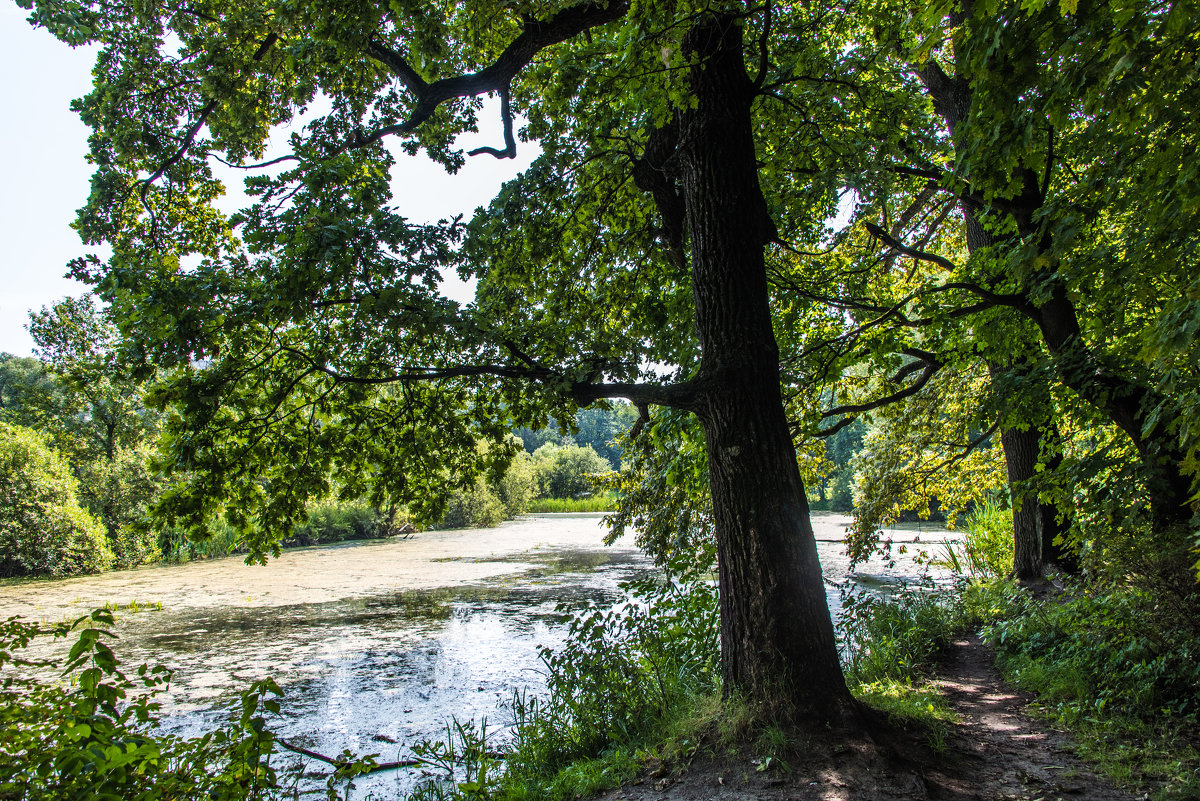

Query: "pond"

xmin=0 ymin=511 xmax=955 ymax=798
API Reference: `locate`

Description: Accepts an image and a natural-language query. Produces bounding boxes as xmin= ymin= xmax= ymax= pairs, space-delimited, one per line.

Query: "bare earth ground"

xmin=592 ymin=635 xmax=1138 ymax=801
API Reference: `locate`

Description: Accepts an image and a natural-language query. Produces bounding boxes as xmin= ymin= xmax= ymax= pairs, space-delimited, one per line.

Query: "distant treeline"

xmin=0 ymin=304 xmax=637 ymax=577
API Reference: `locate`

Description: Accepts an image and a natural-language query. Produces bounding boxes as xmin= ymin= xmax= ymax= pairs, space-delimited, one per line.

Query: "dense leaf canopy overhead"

xmin=18 ymin=0 xmax=1198 ymax=565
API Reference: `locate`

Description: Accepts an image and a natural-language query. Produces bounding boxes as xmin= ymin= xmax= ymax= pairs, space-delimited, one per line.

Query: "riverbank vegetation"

xmin=2 ymin=343 xmax=630 ymax=570
xmin=4 ymin=0 xmax=1199 ymax=796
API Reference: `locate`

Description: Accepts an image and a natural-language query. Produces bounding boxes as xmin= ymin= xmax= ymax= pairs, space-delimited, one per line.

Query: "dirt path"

xmin=592 ymin=636 xmax=1136 ymax=800
xmin=913 ymin=634 xmax=1135 ymax=800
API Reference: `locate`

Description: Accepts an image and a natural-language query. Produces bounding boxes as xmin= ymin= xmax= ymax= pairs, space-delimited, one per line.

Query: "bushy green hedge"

xmin=531 ymin=443 xmax=611 ymax=500
xmin=0 ymin=609 xmax=379 ymax=800
xmin=75 ymin=443 xmax=163 ymax=568
xmin=441 ymin=478 xmax=507 ymax=529
xmin=0 ymin=422 xmax=112 ymax=577
xmin=977 ymin=579 xmax=1200 ymax=721
xmin=438 ymin=449 xmax=537 ymax=529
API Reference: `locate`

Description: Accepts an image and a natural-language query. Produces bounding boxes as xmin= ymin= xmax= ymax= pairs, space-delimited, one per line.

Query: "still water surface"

xmin=0 ymin=512 xmax=953 ymax=798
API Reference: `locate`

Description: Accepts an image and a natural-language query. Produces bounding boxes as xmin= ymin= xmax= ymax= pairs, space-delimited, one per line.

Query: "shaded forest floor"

xmin=591 ymin=635 xmax=1140 ymax=801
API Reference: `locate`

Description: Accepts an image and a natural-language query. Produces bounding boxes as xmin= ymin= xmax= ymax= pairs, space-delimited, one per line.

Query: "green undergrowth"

xmin=0 ymin=610 xmax=332 ymax=801
xmin=838 ymin=580 xmax=968 ymax=747
xmin=969 ymin=578 xmax=1200 ymax=799
xmin=526 ymin=493 xmax=617 ymax=513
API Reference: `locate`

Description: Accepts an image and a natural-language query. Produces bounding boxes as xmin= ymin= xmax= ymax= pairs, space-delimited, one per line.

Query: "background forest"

xmin=1 ymin=302 xmax=641 ymax=575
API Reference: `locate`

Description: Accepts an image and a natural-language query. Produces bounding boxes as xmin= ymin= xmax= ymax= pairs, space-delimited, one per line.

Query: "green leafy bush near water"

xmin=400 ymin=553 xmax=719 ymax=801
xmin=0 ymin=422 xmax=113 ymax=578
xmin=937 ymin=500 xmax=1014 ymax=579
xmin=288 ymin=502 xmax=410 ymax=545
xmin=530 ymin=443 xmax=611 ymax=501
xmin=1 ymin=611 xmax=281 ymax=800
xmin=837 ymin=582 xmax=966 ymax=739
xmin=436 ymin=442 xmax=614 ymax=528
xmin=438 ymin=444 xmax=536 ymax=529
xmin=0 ymin=609 xmax=384 ymax=800
xmin=441 ymin=478 xmax=509 ymax=529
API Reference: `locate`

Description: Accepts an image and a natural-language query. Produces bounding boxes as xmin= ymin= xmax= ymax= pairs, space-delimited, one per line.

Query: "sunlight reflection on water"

xmin=0 ymin=512 xmax=955 ymax=799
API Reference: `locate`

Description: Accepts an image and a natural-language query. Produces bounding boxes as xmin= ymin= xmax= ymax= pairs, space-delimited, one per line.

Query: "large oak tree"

xmin=22 ymin=0 xmax=880 ymax=720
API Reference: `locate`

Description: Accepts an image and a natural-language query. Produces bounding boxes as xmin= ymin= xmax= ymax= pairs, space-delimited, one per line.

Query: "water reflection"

xmin=0 ymin=512 xmax=955 ymax=798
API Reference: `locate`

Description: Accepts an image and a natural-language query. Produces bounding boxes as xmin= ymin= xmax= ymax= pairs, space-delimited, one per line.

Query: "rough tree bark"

xmin=999 ymin=423 xmax=1042 ymax=580
xmin=677 ymin=15 xmax=852 ymax=720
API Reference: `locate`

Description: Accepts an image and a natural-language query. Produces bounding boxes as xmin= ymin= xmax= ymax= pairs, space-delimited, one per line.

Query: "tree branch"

xmin=142 ymin=33 xmax=279 ymax=194
xmin=354 ymin=1 xmax=629 ymax=152
xmin=277 ymin=738 xmax=419 ymax=774
xmin=815 ymin=355 xmax=944 ymax=436
xmin=571 ymin=378 xmax=702 ymax=413
xmin=467 ymin=86 xmax=517 ymax=159
xmin=863 ymin=222 xmax=1030 ymax=308
xmin=751 ymin=0 xmax=772 ymax=91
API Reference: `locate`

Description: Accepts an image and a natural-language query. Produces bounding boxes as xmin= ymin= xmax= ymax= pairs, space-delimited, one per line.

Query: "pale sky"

xmin=0 ymin=5 xmax=536 ymax=357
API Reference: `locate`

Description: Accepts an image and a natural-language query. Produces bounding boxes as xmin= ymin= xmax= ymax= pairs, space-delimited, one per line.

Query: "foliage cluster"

xmin=0 ymin=610 xmax=290 ymax=800
xmin=936 ymin=500 xmax=1015 ymax=580
xmin=526 ymin=493 xmax=617 ymax=513
xmin=0 ymin=422 xmax=112 ymax=577
xmin=438 ymin=441 xmax=612 ymax=527
xmin=509 ymin=571 xmax=718 ymax=779
xmin=839 ymin=582 xmax=966 ymax=689
xmin=979 ymin=581 xmax=1200 ymax=723
xmin=439 ymin=442 xmax=535 ymax=529
xmin=396 ymin=556 xmax=718 ymax=801
xmin=515 ymin=404 xmax=638 ymax=468
xmin=836 ymin=580 xmax=965 ymax=740
xmin=529 ymin=443 xmax=612 ymax=501
xmin=967 ymin=579 xmax=1200 ymax=797
xmin=808 ymin=421 xmax=864 ymax=512
xmin=287 ymin=501 xmax=411 ymax=546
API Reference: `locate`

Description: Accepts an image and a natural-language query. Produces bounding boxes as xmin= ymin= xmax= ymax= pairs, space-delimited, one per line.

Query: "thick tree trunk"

xmin=677 ymin=16 xmax=851 ymax=720
xmin=1037 ymin=444 xmax=1078 ymax=573
xmin=1026 ymin=287 xmax=1193 ymax=531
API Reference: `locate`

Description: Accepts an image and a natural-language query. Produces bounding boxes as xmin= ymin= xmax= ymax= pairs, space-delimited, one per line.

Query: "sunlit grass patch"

xmin=852 ymin=679 xmax=958 ymax=749
xmin=527 ymin=495 xmax=617 ymax=513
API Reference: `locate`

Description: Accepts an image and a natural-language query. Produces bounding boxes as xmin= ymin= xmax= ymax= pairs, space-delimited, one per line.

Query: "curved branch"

xmin=815 ymin=356 xmax=944 ymax=436
xmin=751 ymin=0 xmax=772 ymax=91
xmin=355 ymin=1 xmax=629 ymax=152
xmin=863 ymin=221 xmax=957 ymax=272
xmin=277 ymin=738 xmax=420 ymax=774
xmin=467 ymin=86 xmax=517 ymax=159
xmin=142 ymin=33 xmax=279 ymax=194
xmin=863 ymin=222 xmax=1030 ymax=309
xmin=571 ymin=378 xmax=702 ymax=413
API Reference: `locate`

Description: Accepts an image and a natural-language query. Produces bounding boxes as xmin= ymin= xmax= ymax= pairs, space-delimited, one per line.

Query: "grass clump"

xmin=526 ymin=493 xmax=617 ymax=513
xmin=401 ymin=562 xmax=720 ymax=801
xmin=935 ymin=499 xmax=1014 ymax=579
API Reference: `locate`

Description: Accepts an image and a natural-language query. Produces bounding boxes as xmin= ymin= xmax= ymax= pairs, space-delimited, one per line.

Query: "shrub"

xmin=839 ymin=580 xmax=966 ymax=686
xmin=0 ymin=422 xmax=112 ymax=577
xmin=289 ymin=501 xmax=386 ymax=545
xmin=980 ymin=579 xmax=1200 ymax=720
xmin=0 ymin=609 xmax=378 ymax=800
xmin=937 ymin=499 xmax=1013 ymax=579
xmin=440 ymin=478 xmax=506 ymax=528
xmin=531 ymin=443 xmax=612 ymax=499
xmin=505 ymin=567 xmax=719 ymax=786
xmin=75 ymin=443 xmax=163 ymax=568
xmin=495 ymin=453 xmax=536 ymax=517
